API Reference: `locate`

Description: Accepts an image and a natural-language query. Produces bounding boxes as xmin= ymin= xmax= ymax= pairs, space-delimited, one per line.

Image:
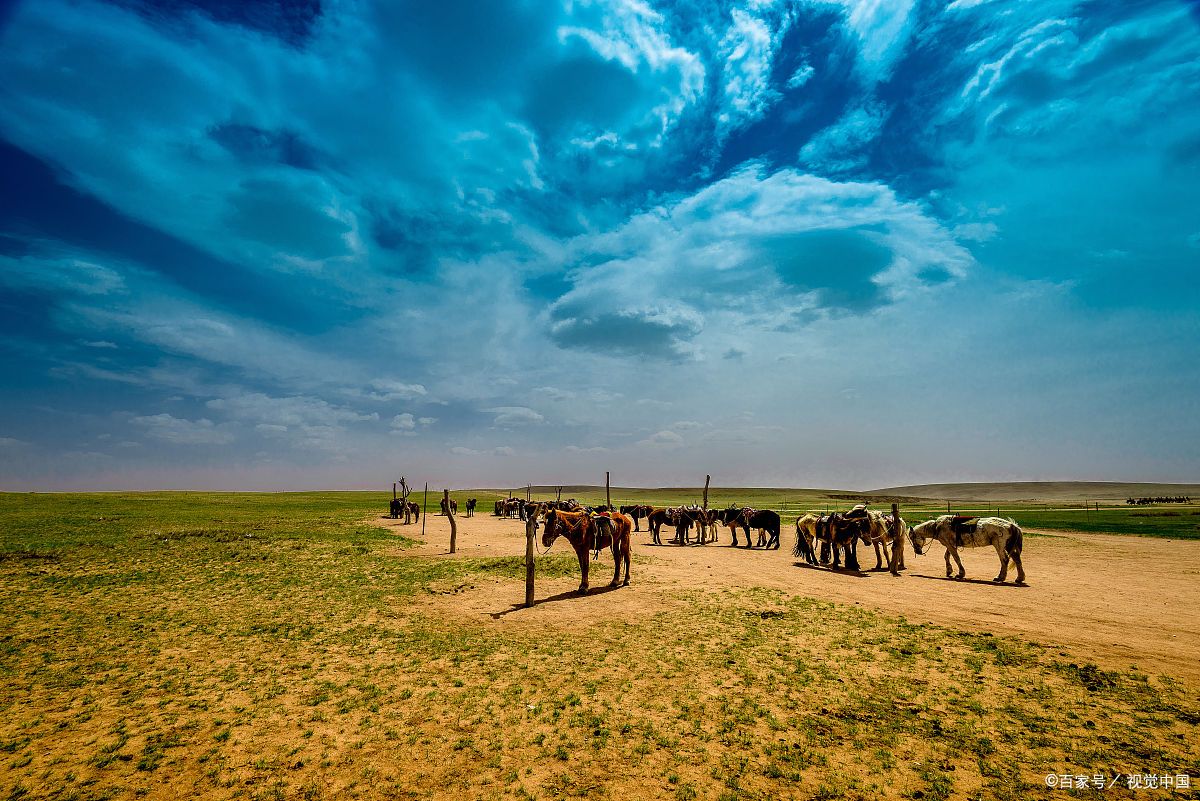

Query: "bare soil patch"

xmin=383 ymin=512 xmax=1200 ymax=684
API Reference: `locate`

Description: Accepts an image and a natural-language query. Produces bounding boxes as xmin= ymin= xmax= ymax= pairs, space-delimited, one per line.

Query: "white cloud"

xmin=363 ymin=380 xmax=428 ymax=401
xmin=484 ymin=406 xmax=545 ymax=427
xmin=556 ymin=0 xmax=706 ymax=147
xmin=450 ymin=445 xmax=514 ymax=456
xmin=786 ymin=62 xmax=814 ymax=89
xmin=636 ymin=429 xmax=684 ymax=449
xmin=131 ymin=414 xmax=233 ymax=445
xmin=799 ymin=103 xmax=888 ymax=173
xmin=717 ymin=8 xmax=781 ymax=133
xmin=0 ymin=255 xmax=125 ymax=296
xmin=565 ymin=444 xmax=609 ymax=453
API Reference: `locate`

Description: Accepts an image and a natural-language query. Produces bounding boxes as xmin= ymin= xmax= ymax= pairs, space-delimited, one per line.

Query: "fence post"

xmin=444 ymin=489 xmax=457 ymax=554
xmin=890 ymin=503 xmax=903 ymax=576
xmin=525 ymin=514 xmax=536 ymax=607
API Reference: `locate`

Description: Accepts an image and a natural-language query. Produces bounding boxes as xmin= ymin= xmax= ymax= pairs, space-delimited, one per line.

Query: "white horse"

xmin=908 ymin=515 xmax=1026 ymax=585
xmin=863 ymin=510 xmax=908 ymax=571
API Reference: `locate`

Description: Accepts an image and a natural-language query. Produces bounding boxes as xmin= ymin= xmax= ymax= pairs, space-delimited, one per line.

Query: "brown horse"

xmin=542 ymin=509 xmax=632 ymax=593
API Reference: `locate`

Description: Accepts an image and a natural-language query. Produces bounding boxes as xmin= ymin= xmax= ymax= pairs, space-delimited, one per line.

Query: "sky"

xmin=1 ymin=0 xmax=1198 ymax=491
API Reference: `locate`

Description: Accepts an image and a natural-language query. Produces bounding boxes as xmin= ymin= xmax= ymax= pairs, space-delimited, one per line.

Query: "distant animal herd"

xmin=1126 ymin=496 xmax=1191 ymax=505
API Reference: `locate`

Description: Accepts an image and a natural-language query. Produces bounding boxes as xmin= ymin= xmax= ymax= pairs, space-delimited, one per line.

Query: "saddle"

xmin=950 ymin=515 xmax=977 ymax=546
xmin=844 ymin=503 xmax=870 ymax=519
xmin=591 ymin=513 xmax=615 ymax=560
xmin=816 ymin=514 xmax=834 ymax=540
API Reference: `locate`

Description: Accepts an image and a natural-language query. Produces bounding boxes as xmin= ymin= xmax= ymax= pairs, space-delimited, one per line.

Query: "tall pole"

xmin=393 ymin=482 xmax=397 ymax=500
xmin=890 ymin=502 xmax=903 ymax=576
xmin=606 ymin=471 xmax=611 ymax=511
xmin=421 ymin=482 xmax=428 ymax=538
xmin=525 ymin=514 xmax=536 ymax=608
xmin=444 ymin=489 xmax=457 ymax=554
xmin=702 ymin=474 xmax=710 ymax=510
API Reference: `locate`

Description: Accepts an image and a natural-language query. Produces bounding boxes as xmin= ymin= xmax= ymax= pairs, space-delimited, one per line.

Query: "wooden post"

xmin=444 ymin=489 xmax=457 ymax=553
xmin=399 ymin=477 xmax=412 ymax=524
xmin=946 ymin=500 xmax=951 ymax=515
xmin=606 ymin=471 xmax=611 ymax=511
xmin=890 ymin=503 xmax=903 ymax=576
xmin=393 ymin=482 xmax=397 ymax=500
xmin=525 ymin=514 xmax=536 ymax=608
xmin=527 ymin=483 xmax=531 ymax=502
xmin=420 ymin=482 xmax=428 ymax=538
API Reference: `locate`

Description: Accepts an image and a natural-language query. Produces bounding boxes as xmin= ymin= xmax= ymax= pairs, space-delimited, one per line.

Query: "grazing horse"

xmin=619 ymin=504 xmax=653 ymax=531
xmin=541 ymin=509 xmax=632 ymax=593
xmin=465 ymin=498 xmax=477 ymax=517
xmin=909 ymin=515 xmax=1026 ymax=584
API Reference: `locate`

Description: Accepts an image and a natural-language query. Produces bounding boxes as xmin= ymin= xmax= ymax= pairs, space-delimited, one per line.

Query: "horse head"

xmin=541 ymin=510 xmax=559 ymax=547
xmin=909 ymin=520 xmax=932 ymax=555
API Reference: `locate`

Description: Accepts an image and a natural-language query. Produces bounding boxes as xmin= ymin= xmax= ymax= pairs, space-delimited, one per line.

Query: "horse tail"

xmin=1006 ymin=520 xmax=1022 ymax=556
xmin=792 ymin=518 xmax=804 ymax=558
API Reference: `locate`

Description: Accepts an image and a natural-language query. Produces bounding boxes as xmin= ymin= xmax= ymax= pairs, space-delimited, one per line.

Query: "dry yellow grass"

xmin=1 ymin=493 xmax=1197 ymax=800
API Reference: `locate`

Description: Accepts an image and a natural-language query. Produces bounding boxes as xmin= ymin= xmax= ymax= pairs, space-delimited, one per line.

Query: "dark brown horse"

xmin=619 ymin=504 xmax=653 ymax=531
xmin=542 ymin=509 xmax=632 ymax=593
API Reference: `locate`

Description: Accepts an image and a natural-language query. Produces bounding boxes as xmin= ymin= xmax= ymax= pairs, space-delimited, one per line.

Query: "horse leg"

xmin=577 ymin=546 xmax=590 ymax=593
xmin=623 ymin=539 xmax=631 ymax=585
xmin=993 ymin=542 xmax=1009 ymax=583
xmin=950 ymin=547 xmax=966 ymax=580
xmin=610 ymin=544 xmax=621 ymax=586
xmin=1009 ymin=549 xmax=1026 ymax=585
xmin=944 ymin=547 xmax=954 ymax=578
xmin=847 ymin=540 xmax=860 ymax=572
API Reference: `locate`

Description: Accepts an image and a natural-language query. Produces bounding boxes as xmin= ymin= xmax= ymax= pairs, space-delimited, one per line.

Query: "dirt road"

xmin=378 ymin=512 xmax=1200 ymax=684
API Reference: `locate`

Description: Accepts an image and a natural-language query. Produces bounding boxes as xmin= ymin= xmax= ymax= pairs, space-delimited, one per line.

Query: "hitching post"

xmin=890 ymin=502 xmax=903 ymax=576
xmin=525 ymin=513 xmax=536 ymax=608
xmin=606 ymin=471 xmax=611 ymax=511
xmin=421 ymin=482 xmax=428 ymax=539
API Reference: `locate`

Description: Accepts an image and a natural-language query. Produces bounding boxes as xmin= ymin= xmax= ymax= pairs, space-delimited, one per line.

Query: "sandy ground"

xmin=378 ymin=512 xmax=1200 ymax=685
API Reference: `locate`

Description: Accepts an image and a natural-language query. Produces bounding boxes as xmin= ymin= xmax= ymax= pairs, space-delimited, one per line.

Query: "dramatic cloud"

xmin=1 ymin=0 xmax=1197 ymax=489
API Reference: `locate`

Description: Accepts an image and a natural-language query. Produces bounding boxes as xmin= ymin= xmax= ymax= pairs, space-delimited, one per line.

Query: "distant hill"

xmin=865 ymin=482 xmax=1200 ymax=502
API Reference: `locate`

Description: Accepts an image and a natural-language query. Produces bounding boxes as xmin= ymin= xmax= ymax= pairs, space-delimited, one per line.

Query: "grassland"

xmin=1 ymin=492 xmax=1198 ymax=800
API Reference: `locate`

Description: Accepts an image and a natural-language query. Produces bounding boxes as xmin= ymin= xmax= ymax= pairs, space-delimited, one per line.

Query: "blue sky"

xmin=1 ymin=0 xmax=1198 ymax=490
